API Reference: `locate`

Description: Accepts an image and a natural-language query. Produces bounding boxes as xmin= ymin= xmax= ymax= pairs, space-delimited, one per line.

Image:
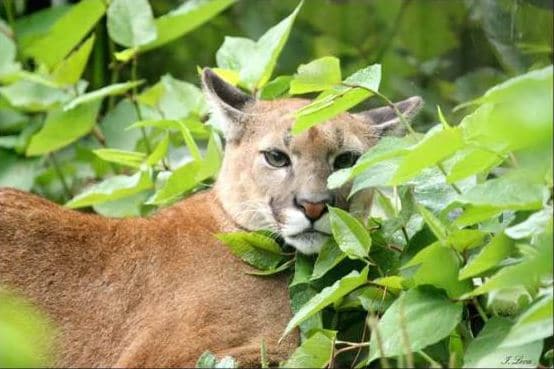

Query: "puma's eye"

xmin=263 ymin=150 xmax=291 ymax=168
xmin=333 ymin=152 xmax=360 ymax=170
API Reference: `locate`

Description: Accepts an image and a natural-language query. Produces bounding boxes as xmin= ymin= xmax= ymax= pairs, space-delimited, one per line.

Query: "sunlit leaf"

xmin=107 ymin=0 xmax=157 ymax=48
xmin=289 ymin=56 xmax=341 ymax=94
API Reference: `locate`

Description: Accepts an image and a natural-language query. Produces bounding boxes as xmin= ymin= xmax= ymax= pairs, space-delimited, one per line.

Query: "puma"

xmin=0 ymin=69 xmax=422 ymax=367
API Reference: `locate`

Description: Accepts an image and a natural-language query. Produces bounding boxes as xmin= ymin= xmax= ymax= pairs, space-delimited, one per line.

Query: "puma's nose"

xmin=294 ymin=195 xmax=331 ymax=222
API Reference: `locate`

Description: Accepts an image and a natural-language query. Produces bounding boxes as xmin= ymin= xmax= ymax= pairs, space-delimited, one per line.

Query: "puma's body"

xmin=0 ymin=69 xmax=422 ymax=367
xmin=0 ymin=188 xmax=296 ymax=367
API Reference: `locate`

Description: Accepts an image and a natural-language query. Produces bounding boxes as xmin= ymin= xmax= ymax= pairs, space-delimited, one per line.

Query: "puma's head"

xmin=202 ymin=68 xmax=422 ymax=254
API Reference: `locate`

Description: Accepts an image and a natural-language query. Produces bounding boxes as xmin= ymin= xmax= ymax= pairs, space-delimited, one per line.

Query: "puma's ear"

xmin=201 ymin=68 xmax=255 ymax=141
xmin=354 ymin=96 xmax=423 ymax=136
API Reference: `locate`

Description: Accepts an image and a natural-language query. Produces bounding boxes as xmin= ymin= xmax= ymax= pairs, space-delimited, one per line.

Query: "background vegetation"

xmin=0 ymin=0 xmax=552 ymax=368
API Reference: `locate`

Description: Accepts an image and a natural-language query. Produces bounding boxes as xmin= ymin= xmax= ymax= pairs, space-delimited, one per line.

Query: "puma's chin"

xmin=284 ymin=231 xmax=329 ymax=255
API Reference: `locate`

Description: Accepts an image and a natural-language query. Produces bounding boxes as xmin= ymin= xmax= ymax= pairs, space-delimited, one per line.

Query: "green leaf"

xmin=447 ymin=229 xmax=487 ymax=252
xmin=0 ymin=80 xmax=69 ymax=112
xmin=402 ymin=242 xmax=472 ymax=298
xmin=259 ymin=75 xmax=292 ymax=100
xmin=461 ymin=67 xmax=553 ymax=153
xmin=292 ymin=64 xmax=381 ymax=135
xmin=146 ymin=133 xmax=170 ymax=166
xmin=282 ymin=268 xmax=368 ymax=338
xmin=311 ymin=239 xmax=346 ymax=281
xmin=146 ymin=161 xmax=203 ymax=205
xmin=446 ymin=148 xmax=504 ymax=183
xmin=0 ymin=150 xmax=39 ymax=191
xmin=107 ymin=0 xmax=157 ymax=48
xmin=416 ymin=204 xmax=448 ymax=243
xmin=463 ymin=317 xmax=542 ymax=368
xmin=93 ymin=149 xmax=146 ymax=168
xmin=505 ymin=207 xmax=552 ymax=240
xmin=290 ymin=253 xmax=314 ymax=287
xmin=66 ymin=170 xmax=153 ymax=208
xmin=216 ymin=231 xmax=284 ymax=271
xmin=458 ymin=176 xmax=548 ymax=211
xmin=14 ymin=4 xmax=71 ymax=53
xmin=328 ymin=136 xmax=413 ymax=189
xmin=137 ymin=0 xmax=236 ymax=52
xmin=453 ymin=205 xmax=503 ymax=228
xmin=26 ymin=101 xmax=101 ymax=156
xmin=245 ymin=258 xmax=295 ymax=276
xmin=459 ymin=234 xmax=513 ymax=280
xmin=0 ymin=28 xmax=20 ymax=78
xmin=466 ymin=230 xmax=552 ymax=296
xmin=328 ymin=206 xmax=371 ymax=259
xmin=24 ymin=0 xmax=106 ymax=68
xmin=282 ymin=331 xmax=336 ymax=368
xmin=289 ymin=56 xmax=341 ymax=94
xmin=368 ymin=287 xmax=462 ymax=362
xmin=501 ymin=294 xmax=553 ymax=347
xmin=196 ymin=351 xmax=217 ymax=368
xmin=92 ymin=191 xmax=149 ymax=218
xmin=51 ymin=35 xmax=95 ymax=86
xmin=63 ymin=80 xmax=144 ymax=111
xmin=216 ymin=1 xmax=302 ymax=90
xmin=393 ymin=126 xmax=464 ymax=184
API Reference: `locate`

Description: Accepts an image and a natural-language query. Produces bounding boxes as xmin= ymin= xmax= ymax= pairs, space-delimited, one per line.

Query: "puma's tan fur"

xmin=0 ymin=69 xmax=422 ymax=367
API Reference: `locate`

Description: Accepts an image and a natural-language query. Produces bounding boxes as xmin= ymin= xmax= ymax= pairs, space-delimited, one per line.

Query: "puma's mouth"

xmin=288 ymin=229 xmax=331 ymax=238
xmin=284 ymin=230 xmax=330 ymax=255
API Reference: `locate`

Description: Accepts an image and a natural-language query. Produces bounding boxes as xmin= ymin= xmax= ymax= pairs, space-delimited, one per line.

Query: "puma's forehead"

xmin=240 ymin=98 xmax=376 ymax=152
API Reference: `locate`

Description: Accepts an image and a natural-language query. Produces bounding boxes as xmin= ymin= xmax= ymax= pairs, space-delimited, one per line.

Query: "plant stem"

xmin=418 ymin=350 xmax=441 ymax=368
xmin=375 ymin=0 xmax=410 ymax=62
xmin=131 ymin=56 xmax=152 ymax=155
xmin=472 ymin=297 xmax=489 ymax=322
xmin=3 ymin=0 xmax=15 ymax=29
xmin=437 ymin=162 xmax=462 ymax=194
xmin=398 ymin=297 xmax=414 ymax=368
xmin=367 ymin=314 xmax=390 ymax=368
xmin=48 ymin=153 xmax=72 ymax=201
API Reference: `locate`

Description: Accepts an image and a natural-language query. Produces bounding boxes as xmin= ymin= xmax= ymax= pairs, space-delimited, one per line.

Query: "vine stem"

xmin=342 ymin=83 xmax=417 ymax=137
xmin=48 ymin=153 xmax=72 ymax=200
xmin=3 ymin=0 xmax=15 ymax=29
xmin=131 ymin=55 xmax=152 ymax=155
xmin=418 ymin=350 xmax=441 ymax=368
xmin=472 ymin=297 xmax=489 ymax=322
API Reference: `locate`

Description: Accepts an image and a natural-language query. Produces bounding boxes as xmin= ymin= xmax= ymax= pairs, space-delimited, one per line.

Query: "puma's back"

xmin=0 ymin=69 xmax=422 ymax=367
xmin=0 ymin=188 xmax=296 ymax=367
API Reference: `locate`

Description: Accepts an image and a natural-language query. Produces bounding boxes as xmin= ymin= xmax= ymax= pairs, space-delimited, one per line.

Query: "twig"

xmin=418 ymin=350 xmax=442 ymax=368
xmin=367 ymin=314 xmax=389 ymax=368
xmin=398 ymin=296 xmax=414 ymax=368
xmin=2 ymin=0 xmax=15 ymax=29
xmin=131 ymin=56 xmax=152 ymax=155
xmin=48 ymin=153 xmax=72 ymax=200
xmin=375 ymin=0 xmax=411 ymax=62
xmin=437 ymin=161 xmax=462 ymax=194
xmin=92 ymin=126 xmax=107 ymax=146
xmin=472 ymin=297 xmax=489 ymax=322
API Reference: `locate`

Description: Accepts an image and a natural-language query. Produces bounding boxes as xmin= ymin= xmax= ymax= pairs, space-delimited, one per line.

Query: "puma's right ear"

xmin=201 ymin=68 xmax=255 ymax=141
xmin=354 ymin=96 xmax=423 ymax=136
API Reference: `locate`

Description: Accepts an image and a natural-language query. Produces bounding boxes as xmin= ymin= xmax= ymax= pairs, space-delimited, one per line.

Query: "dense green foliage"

xmin=0 ymin=0 xmax=552 ymax=368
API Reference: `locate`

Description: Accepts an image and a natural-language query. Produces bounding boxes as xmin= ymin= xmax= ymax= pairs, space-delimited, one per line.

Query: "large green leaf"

xmin=466 ymin=230 xmax=552 ymax=297
xmin=0 ymin=80 xmax=69 ymax=112
xmin=0 ymin=150 xmax=39 ymax=191
xmin=107 ymin=0 xmax=157 ymax=48
xmin=282 ymin=268 xmax=368 ymax=338
xmin=446 ymin=148 xmax=504 ymax=183
xmin=328 ymin=206 xmax=371 ymax=259
xmin=501 ymin=294 xmax=553 ymax=348
xmin=63 ymin=81 xmax=144 ymax=111
xmin=458 ymin=176 xmax=548 ymax=211
xmin=0 ymin=28 xmax=20 ymax=78
xmin=310 ymin=239 xmax=346 ymax=281
xmin=65 ymin=170 xmax=153 ymax=208
xmin=26 ymin=100 xmax=101 ymax=156
xmin=459 ymin=234 xmax=514 ymax=280
xmin=24 ymin=0 xmax=106 ymax=68
xmin=216 ymin=231 xmax=284 ymax=271
xmin=392 ymin=126 xmax=464 ymax=184
xmin=291 ymin=64 xmax=381 ymax=135
xmin=93 ymin=149 xmax=146 ymax=169
xmin=504 ymin=207 xmax=553 ymax=240
xmin=463 ymin=317 xmax=542 ymax=368
xmin=51 ymin=35 xmax=95 ymax=86
xmin=289 ymin=56 xmax=341 ymax=94
xmin=137 ymin=0 xmax=235 ymax=52
xmin=401 ymin=242 xmax=472 ymax=298
xmin=282 ymin=331 xmax=336 ymax=368
xmin=216 ymin=2 xmax=302 ymax=90
xmin=368 ymin=287 xmax=462 ymax=362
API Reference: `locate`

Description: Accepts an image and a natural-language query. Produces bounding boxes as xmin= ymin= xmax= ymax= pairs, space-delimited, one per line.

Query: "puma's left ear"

xmin=354 ymin=96 xmax=423 ymax=136
xmin=201 ymin=68 xmax=255 ymax=142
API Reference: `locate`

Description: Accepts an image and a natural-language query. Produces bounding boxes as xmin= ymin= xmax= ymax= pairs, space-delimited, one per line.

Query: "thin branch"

xmin=367 ymin=314 xmax=390 ymax=368
xmin=398 ymin=296 xmax=414 ymax=368
xmin=472 ymin=297 xmax=489 ymax=322
xmin=48 ymin=153 xmax=72 ymax=201
xmin=131 ymin=56 xmax=152 ymax=155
